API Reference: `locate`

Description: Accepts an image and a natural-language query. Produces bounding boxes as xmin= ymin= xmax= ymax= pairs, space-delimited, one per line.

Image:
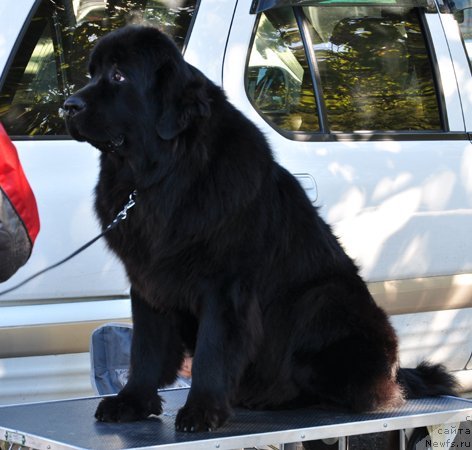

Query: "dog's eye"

xmin=112 ymin=70 xmax=126 ymax=83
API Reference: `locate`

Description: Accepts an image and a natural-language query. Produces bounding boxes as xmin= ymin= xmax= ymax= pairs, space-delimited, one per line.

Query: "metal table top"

xmin=1 ymin=389 xmax=471 ymax=450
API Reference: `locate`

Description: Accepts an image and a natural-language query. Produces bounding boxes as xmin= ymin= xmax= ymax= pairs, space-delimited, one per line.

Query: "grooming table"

xmin=1 ymin=389 xmax=471 ymax=450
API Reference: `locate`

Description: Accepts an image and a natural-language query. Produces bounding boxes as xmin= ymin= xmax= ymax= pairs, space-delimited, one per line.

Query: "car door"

xmin=441 ymin=0 xmax=472 ymax=374
xmin=223 ymin=0 xmax=472 ymax=387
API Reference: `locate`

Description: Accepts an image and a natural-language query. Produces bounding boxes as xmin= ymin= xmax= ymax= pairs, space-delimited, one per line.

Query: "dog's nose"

xmin=63 ymin=96 xmax=86 ymax=117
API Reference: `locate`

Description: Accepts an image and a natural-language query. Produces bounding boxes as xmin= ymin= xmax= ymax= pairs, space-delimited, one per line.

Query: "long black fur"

xmin=64 ymin=25 xmax=458 ymax=432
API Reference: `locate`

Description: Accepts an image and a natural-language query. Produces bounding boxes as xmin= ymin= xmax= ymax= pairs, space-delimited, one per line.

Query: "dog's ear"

xmin=156 ymin=65 xmax=211 ymax=140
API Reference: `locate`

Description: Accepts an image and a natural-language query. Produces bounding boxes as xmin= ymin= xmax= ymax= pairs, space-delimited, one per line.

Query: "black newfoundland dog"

xmin=64 ymin=25 xmax=457 ymax=432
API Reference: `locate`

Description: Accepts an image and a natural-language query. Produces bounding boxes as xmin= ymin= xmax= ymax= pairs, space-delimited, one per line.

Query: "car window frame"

xmin=443 ymin=0 xmax=472 ymax=74
xmin=244 ymin=4 xmax=463 ymax=142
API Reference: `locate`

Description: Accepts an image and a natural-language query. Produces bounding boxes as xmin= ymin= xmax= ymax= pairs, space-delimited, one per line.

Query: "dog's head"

xmin=64 ymin=25 xmax=210 ymax=155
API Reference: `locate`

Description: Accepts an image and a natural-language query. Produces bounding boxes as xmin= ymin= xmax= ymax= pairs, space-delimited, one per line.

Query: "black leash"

xmin=0 ymin=191 xmax=137 ymax=297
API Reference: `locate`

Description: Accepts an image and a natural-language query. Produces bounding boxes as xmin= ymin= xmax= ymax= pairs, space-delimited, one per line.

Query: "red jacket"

xmin=0 ymin=123 xmax=40 ymax=282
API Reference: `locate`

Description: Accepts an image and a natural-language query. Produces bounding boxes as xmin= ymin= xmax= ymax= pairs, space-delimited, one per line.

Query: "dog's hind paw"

xmin=175 ymin=403 xmax=231 ymax=432
xmin=95 ymin=394 xmax=163 ymax=422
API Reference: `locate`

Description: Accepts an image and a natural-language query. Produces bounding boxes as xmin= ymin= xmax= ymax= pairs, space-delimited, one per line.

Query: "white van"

xmin=0 ymin=0 xmax=471 ymax=405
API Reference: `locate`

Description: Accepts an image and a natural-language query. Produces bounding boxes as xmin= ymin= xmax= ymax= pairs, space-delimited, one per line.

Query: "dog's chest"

xmin=103 ymin=204 xmax=208 ymax=306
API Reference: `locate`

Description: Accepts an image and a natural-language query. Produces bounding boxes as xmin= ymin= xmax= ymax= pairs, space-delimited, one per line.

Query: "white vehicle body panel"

xmin=2 ymin=140 xmax=129 ymax=301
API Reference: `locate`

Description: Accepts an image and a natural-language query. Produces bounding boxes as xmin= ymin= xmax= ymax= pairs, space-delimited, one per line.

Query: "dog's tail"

xmin=397 ymin=361 xmax=459 ymax=399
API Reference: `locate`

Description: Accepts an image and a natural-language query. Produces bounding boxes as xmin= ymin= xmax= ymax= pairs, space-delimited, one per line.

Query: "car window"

xmin=0 ymin=0 xmax=198 ymax=137
xmin=246 ymin=8 xmax=320 ymax=132
xmin=246 ymin=5 xmax=442 ymax=135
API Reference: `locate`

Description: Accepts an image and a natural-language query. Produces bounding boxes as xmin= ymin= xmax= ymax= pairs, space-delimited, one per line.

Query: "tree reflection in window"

xmin=246 ymin=8 xmax=320 ymax=132
xmin=246 ymin=6 xmax=442 ymax=134
xmin=0 ymin=0 xmax=198 ymax=136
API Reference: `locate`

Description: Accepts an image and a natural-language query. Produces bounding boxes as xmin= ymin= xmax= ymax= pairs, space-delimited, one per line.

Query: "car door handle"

xmin=294 ymin=173 xmax=318 ymax=203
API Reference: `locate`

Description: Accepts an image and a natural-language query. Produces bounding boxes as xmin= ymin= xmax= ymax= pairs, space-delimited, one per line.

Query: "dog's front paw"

xmin=95 ymin=394 xmax=163 ymax=422
xmin=175 ymin=403 xmax=231 ymax=432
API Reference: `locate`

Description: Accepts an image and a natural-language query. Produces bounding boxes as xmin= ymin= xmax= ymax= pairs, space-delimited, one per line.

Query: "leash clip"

xmin=108 ymin=190 xmax=138 ymax=230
